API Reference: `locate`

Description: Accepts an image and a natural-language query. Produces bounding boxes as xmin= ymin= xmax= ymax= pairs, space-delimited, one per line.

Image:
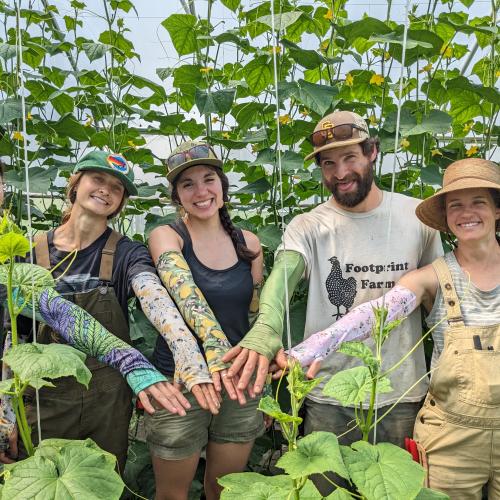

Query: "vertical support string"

xmin=15 ymin=0 xmax=42 ymax=445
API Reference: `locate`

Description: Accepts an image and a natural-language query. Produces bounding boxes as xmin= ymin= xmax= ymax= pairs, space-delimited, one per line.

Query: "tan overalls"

xmin=23 ymin=230 xmax=133 ymax=473
xmin=414 ymin=257 xmax=500 ymax=499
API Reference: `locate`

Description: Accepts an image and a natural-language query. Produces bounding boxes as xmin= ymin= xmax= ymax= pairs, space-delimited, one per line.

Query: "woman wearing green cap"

xmin=146 ymin=141 xmax=265 ymax=500
xmin=3 ymin=150 xmax=221 ymax=471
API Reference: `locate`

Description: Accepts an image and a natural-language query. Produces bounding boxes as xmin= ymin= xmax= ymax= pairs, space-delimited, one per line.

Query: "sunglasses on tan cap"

xmin=309 ymin=123 xmax=367 ymax=148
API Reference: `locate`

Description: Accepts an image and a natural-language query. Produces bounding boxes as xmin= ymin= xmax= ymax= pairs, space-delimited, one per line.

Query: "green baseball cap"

xmin=74 ymin=151 xmax=138 ymax=196
xmin=165 ymin=141 xmax=223 ymax=183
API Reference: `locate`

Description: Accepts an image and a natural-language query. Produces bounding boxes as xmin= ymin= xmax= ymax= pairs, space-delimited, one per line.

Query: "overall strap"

xmin=99 ymin=230 xmax=122 ymax=281
xmin=432 ymin=257 xmax=465 ymax=327
xmin=34 ymin=233 xmax=50 ymax=270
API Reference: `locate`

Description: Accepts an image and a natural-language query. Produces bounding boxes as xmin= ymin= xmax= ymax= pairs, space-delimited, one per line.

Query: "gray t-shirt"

xmin=427 ymin=251 xmax=500 ymax=369
xmin=282 ymin=191 xmax=443 ymax=408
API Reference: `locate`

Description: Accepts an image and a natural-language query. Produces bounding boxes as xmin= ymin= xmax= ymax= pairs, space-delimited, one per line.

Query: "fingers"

xmin=222 ymin=371 xmax=247 ymax=405
xmin=144 ymin=382 xmax=191 ymax=416
xmin=237 ymin=350 xmax=258 ymax=391
xmin=274 ymin=348 xmax=288 ymax=369
xmin=212 ymin=372 xmax=222 ymax=392
xmin=226 ymin=349 xmax=249 ymax=378
xmin=272 ymin=369 xmax=285 ymax=380
xmin=306 ymin=359 xmax=322 ymax=379
xmin=221 ymin=345 xmax=242 ymax=364
xmin=138 ymin=391 xmax=156 ymax=415
xmin=252 ymin=355 xmax=270 ymax=394
xmin=192 ymin=384 xmax=220 ymax=415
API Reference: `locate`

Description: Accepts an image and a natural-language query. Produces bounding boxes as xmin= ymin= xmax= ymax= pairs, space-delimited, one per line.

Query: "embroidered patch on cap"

xmin=107 ymin=154 xmax=129 ymax=174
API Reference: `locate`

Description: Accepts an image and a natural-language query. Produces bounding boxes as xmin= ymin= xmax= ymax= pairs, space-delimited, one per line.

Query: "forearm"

xmin=36 ymin=288 xmax=167 ymax=394
xmin=132 ymin=272 xmax=211 ymax=390
xmin=239 ymin=250 xmax=305 ymax=359
xmin=289 ymin=285 xmax=418 ymax=365
xmin=156 ymin=251 xmax=231 ymax=373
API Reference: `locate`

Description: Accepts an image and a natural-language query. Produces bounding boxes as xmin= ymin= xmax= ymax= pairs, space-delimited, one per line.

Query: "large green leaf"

xmin=195 ymin=88 xmax=236 ymax=115
xmin=415 ymin=487 xmax=450 ymax=499
xmin=0 ymin=263 xmax=55 ymax=299
xmin=51 ymin=114 xmax=91 ymax=142
xmin=256 ymin=12 xmax=303 ymax=31
xmin=0 ymin=98 xmax=23 ymax=124
xmin=257 ymin=225 xmax=282 ymax=251
xmin=0 ymin=233 xmax=30 ymax=263
xmin=233 ymin=177 xmax=272 ymax=195
xmin=258 ymin=395 xmax=302 ymax=424
xmin=337 ymin=17 xmax=391 ymax=44
xmin=3 ymin=343 xmax=91 ymax=390
xmin=3 ymin=438 xmax=124 ymax=499
xmin=324 ymin=489 xmax=353 ymax=499
xmin=295 ymin=79 xmax=339 ymax=116
xmin=342 ymin=441 xmax=425 ymax=500
xmin=281 ymin=39 xmax=331 ymax=69
xmin=281 ymin=150 xmax=304 ymax=172
xmin=277 ymin=431 xmax=349 ymax=480
xmin=82 ymin=42 xmax=112 ymax=62
xmin=447 ymin=76 xmax=500 ymax=106
xmin=162 ymin=14 xmax=198 ymax=56
xmin=220 ymin=0 xmax=241 ymax=13
xmin=4 ymin=167 xmax=58 ymax=193
xmin=0 ymin=43 xmax=17 ymax=60
xmin=338 ymin=341 xmax=379 ymax=372
xmin=243 ymin=56 xmax=273 ymax=95
xmin=322 ymin=366 xmax=392 ymax=405
xmin=369 ymin=33 xmax=433 ymax=49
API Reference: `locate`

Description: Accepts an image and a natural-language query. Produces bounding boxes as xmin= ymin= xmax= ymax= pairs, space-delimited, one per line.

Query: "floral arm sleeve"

xmin=0 ymin=332 xmax=15 ymax=452
xmin=156 ymin=251 xmax=232 ymax=373
xmin=34 ymin=288 xmax=168 ymax=394
xmin=289 ymin=285 xmax=418 ymax=366
xmin=132 ymin=272 xmax=211 ymax=390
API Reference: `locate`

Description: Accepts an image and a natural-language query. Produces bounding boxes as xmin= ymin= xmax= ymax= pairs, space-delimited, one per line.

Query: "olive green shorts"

xmin=144 ymin=390 xmax=265 ymax=460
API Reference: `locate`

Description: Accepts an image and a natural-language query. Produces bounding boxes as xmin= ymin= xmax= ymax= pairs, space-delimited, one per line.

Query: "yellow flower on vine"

xmin=345 ymin=73 xmax=354 ymax=87
xmin=200 ymin=67 xmax=213 ymax=74
xmin=267 ymin=46 xmax=281 ymax=55
xmin=440 ymin=44 xmax=453 ymax=59
xmin=300 ymin=108 xmax=310 ymax=117
xmin=12 ymin=131 xmax=24 ymax=141
xmin=463 ymin=121 xmax=474 ymax=133
xmin=420 ymin=63 xmax=433 ymax=73
xmin=496 ymin=70 xmax=500 ymax=78
xmin=27 ymin=112 xmax=33 ymax=121
xmin=431 ymin=149 xmax=443 ymax=157
xmin=369 ymin=114 xmax=378 ymax=126
xmin=384 ymin=51 xmax=391 ymax=61
xmin=222 ymin=132 xmax=230 ymax=139
xmin=400 ymin=137 xmax=410 ymax=149
xmin=211 ymin=116 xmax=219 ymax=124
xmin=84 ymin=115 xmax=93 ymax=127
xmin=370 ymin=73 xmax=385 ymax=86
xmin=320 ymin=40 xmax=329 ymax=52
xmin=127 ymin=140 xmax=137 ymax=150
xmin=279 ymin=114 xmax=292 ymax=125
xmin=465 ymin=145 xmax=478 ymax=157
xmin=324 ymin=9 xmax=334 ymax=20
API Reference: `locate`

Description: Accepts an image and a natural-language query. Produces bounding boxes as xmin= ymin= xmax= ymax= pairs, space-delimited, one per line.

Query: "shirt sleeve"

xmin=278 ymin=215 xmax=312 ymax=278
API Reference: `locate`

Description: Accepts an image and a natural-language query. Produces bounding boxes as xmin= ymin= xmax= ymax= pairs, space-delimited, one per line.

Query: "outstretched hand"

xmin=268 ymin=348 xmax=322 ymax=380
xmin=174 ymin=381 xmax=221 ymax=415
xmin=138 ymin=381 xmax=191 ymax=416
xmin=221 ymin=346 xmax=270 ymax=395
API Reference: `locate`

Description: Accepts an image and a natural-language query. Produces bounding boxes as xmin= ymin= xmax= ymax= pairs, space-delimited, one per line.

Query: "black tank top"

xmin=152 ymin=219 xmax=254 ymax=377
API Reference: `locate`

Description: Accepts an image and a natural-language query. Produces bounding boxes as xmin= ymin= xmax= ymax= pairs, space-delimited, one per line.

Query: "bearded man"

xmin=223 ymin=110 xmax=443 ymax=491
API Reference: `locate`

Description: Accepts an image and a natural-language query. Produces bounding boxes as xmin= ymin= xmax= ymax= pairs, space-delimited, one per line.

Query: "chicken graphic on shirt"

xmin=325 ymin=256 xmax=357 ymax=319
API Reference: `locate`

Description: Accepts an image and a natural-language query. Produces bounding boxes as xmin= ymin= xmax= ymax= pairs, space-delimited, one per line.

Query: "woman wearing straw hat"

xmin=287 ymin=158 xmax=500 ymax=498
xmin=146 ymin=141 xmax=266 ymax=500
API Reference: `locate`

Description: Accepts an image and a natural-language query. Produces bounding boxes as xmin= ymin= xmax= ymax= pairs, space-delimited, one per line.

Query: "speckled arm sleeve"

xmin=0 ymin=333 xmax=15 ymax=452
xmin=156 ymin=251 xmax=232 ymax=374
xmin=132 ymin=272 xmax=211 ymax=390
xmin=35 ymin=288 xmax=167 ymax=394
xmin=289 ymin=285 xmax=418 ymax=366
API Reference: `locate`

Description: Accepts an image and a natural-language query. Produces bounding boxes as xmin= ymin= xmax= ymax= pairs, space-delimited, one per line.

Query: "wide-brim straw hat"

xmin=416 ymin=158 xmax=500 ymax=232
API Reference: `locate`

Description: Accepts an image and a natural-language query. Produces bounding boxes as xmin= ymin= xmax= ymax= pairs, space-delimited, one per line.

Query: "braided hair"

xmin=171 ymin=165 xmax=259 ymax=263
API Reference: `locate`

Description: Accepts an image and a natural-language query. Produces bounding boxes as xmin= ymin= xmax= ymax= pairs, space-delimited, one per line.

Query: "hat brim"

xmin=76 ymin=166 xmax=138 ymax=196
xmin=304 ymin=136 xmax=366 ymax=162
xmin=166 ymin=158 xmax=223 ymax=183
xmin=416 ymin=178 xmax=500 ymax=232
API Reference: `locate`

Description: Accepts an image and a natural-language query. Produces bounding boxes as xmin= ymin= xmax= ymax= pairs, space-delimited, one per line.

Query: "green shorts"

xmin=144 ymin=390 xmax=265 ymax=460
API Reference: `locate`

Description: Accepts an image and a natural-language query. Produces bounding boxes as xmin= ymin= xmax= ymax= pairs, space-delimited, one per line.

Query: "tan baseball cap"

xmin=305 ymin=111 xmax=370 ymax=161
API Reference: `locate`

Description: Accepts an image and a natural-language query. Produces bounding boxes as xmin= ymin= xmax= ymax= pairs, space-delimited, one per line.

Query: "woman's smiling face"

xmin=175 ymin=165 xmax=224 ymax=220
xmin=446 ymin=187 xmax=500 ymax=242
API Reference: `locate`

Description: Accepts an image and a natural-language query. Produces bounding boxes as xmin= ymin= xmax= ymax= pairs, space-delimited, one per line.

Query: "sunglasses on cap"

xmin=309 ymin=124 xmax=367 ymax=148
xmin=167 ymin=144 xmax=218 ymax=169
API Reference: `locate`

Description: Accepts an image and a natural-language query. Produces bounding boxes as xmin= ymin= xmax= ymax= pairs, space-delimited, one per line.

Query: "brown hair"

xmin=171 ymin=166 xmax=259 ymax=263
xmin=315 ymin=136 xmax=380 ymax=165
xmin=61 ymin=171 xmax=128 ymax=224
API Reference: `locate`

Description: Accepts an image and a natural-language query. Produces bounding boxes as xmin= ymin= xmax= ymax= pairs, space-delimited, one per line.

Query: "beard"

xmin=324 ymin=162 xmax=374 ymax=208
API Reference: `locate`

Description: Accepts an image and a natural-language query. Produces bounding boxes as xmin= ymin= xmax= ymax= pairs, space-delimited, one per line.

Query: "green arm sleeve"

xmin=238 ymin=250 xmax=305 ymax=359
